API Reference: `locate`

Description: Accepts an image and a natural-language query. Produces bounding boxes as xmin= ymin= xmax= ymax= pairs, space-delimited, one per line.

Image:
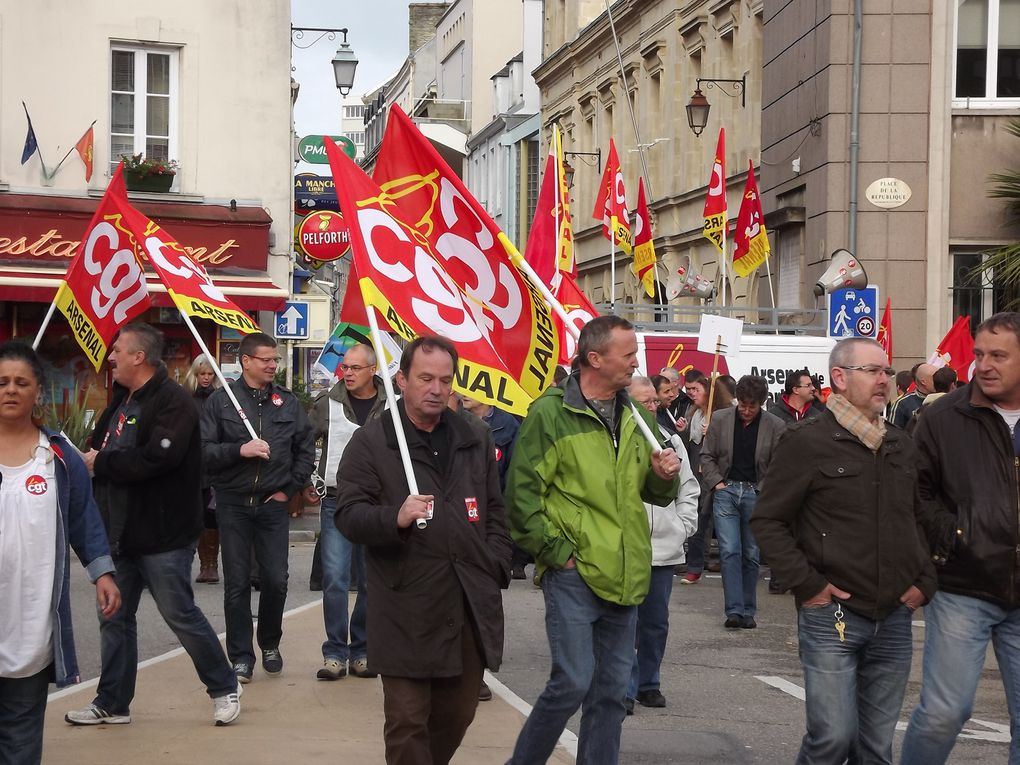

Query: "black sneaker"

xmin=624 ymin=697 xmax=635 ymax=715
xmin=511 ymin=565 xmax=527 ymax=580
xmin=262 ymin=648 xmax=283 ymax=675
xmin=741 ymin=616 xmax=758 ymax=629
xmin=233 ymin=662 xmax=253 ymax=684
xmin=724 ymin=614 xmax=743 ymax=629
xmin=478 ymin=681 xmax=493 ymax=701
xmin=635 ymin=689 xmax=666 ymax=708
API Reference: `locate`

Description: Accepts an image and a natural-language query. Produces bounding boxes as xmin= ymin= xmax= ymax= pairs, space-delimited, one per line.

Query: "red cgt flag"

xmin=327 ymin=134 xmax=552 ymax=416
xmin=702 ymin=127 xmax=727 ymax=256
xmin=554 ymin=275 xmax=599 ymax=364
xmin=54 ymin=166 xmax=151 ymax=370
xmin=370 ymin=106 xmax=560 ymax=406
xmin=929 ymin=316 xmax=975 ymax=383
xmin=592 ymin=138 xmax=631 ymax=253
xmin=732 ymin=160 xmax=770 ymax=278
xmin=876 ymin=298 xmax=893 ymax=365
xmin=525 ymin=147 xmax=564 ymax=287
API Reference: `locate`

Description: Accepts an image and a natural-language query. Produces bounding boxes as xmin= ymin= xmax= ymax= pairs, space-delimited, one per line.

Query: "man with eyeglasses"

xmin=200 ymin=332 xmax=315 ymax=684
xmin=769 ymin=369 xmax=822 ymax=426
xmin=308 ymin=343 xmax=385 ymax=681
xmin=901 ymin=312 xmax=1020 ymax=763
xmin=751 ymin=338 xmax=935 ymax=764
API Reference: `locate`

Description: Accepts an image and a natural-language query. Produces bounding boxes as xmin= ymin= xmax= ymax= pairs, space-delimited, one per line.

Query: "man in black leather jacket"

xmin=902 ymin=312 xmax=1020 ymax=764
xmin=201 ymin=332 xmax=315 ymax=684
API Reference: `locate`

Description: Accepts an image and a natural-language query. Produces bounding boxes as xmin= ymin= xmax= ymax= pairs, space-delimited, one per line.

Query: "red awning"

xmin=0 ymin=266 xmax=287 ymax=312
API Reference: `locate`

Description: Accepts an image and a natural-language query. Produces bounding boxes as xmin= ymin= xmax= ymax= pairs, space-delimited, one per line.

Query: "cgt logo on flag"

xmin=25 ymin=475 xmax=48 ymax=495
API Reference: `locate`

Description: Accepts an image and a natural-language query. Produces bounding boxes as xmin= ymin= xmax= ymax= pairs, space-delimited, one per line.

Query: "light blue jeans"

xmin=509 ymin=567 xmax=637 ymax=765
xmin=901 ymin=591 xmax=1020 ymax=764
xmin=319 ymin=497 xmax=367 ymax=663
xmin=712 ymin=482 xmax=760 ymax=618
xmin=797 ymin=602 xmax=912 ymax=764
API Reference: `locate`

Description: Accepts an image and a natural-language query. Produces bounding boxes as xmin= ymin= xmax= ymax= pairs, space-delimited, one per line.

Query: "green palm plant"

xmin=44 ymin=384 xmax=95 ymax=452
xmin=972 ymin=118 xmax=1020 ymax=304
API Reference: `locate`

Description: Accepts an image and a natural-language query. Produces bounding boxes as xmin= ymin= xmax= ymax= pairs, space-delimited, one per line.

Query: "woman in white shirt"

xmin=0 ymin=342 xmax=120 ymax=765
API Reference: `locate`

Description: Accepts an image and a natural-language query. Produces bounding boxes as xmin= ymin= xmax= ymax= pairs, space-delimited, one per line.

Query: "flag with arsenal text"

xmin=592 ymin=139 xmax=631 ymax=253
xmin=877 ymin=298 xmax=893 ymax=365
xmin=54 ymin=166 xmax=152 ymax=370
xmin=632 ymin=178 xmax=658 ymax=297
xmin=106 ymin=189 xmax=261 ymax=336
xmin=732 ymin=161 xmax=770 ymax=277
xmin=702 ymin=128 xmax=727 ymax=255
xmin=330 ymin=117 xmax=558 ymax=415
xmin=929 ymin=315 xmax=975 ymax=383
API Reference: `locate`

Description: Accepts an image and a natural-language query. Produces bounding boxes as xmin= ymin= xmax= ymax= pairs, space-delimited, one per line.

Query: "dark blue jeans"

xmin=628 ymin=566 xmax=674 ymax=697
xmin=0 ymin=664 xmax=51 ymax=765
xmin=320 ymin=497 xmax=367 ymax=662
xmin=509 ymin=567 xmax=637 ymax=765
xmin=712 ymin=482 xmax=760 ymax=618
xmin=95 ymin=547 xmax=236 ymax=714
xmin=217 ymin=499 xmax=290 ymax=667
xmin=796 ymin=602 xmax=912 ymax=764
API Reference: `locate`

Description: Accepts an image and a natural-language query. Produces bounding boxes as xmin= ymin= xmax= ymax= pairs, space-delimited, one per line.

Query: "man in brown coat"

xmin=335 ymin=336 xmax=512 ymax=765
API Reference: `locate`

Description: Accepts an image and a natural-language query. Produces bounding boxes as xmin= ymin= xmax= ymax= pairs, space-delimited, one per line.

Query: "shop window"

xmin=955 ymin=0 xmax=1020 ymax=105
xmin=110 ymin=46 xmax=179 ymax=177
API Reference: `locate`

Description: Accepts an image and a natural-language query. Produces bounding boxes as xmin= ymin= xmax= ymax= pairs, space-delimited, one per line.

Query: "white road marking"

xmin=485 ymin=671 xmax=578 ymax=758
xmin=49 ymin=598 xmax=324 ymax=702
xmin=755 ymin=676 xmax=1009 ymax=744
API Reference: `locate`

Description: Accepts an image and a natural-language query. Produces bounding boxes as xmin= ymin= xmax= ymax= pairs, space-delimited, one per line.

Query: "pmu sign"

xmin=298 ymin=135 xmax=356 ymax=164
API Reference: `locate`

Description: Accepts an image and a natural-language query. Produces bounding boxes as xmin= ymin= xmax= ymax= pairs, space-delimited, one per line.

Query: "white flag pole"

xmin=364 ymin=300 xmax=427 ymax=529
xmin=176 ymin=309 xmax=258 ymax=441
xmin=32 ymin=301 xmax=59 ymax=350
xmin=610 ymin=236 xmax=616 ymax=311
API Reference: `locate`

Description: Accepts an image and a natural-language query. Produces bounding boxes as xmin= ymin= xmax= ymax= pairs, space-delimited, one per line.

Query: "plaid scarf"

xmin=826 ymin=393 xmax=886 ymax=452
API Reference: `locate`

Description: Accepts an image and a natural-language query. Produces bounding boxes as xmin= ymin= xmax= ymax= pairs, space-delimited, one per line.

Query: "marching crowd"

xmin=1 ymin=310 xmax=1019 ymax=765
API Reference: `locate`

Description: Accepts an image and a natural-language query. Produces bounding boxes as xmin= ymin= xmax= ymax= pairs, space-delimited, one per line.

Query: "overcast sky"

xmin=291 ymin=0 xmax=412 ymax=137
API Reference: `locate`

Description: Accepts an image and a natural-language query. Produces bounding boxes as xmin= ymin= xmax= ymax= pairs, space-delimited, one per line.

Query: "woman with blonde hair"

xmin=184 ymin=354 xmax=221 ymax=583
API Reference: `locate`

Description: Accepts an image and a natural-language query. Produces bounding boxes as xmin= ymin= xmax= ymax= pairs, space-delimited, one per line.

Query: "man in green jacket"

xmin=506 ymin=315 xmax=681 ymax=765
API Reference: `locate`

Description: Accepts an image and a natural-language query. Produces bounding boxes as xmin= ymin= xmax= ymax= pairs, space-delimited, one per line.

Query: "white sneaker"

xmin=212 ymin=686 xmax=241 ymax=726
xmin=65 ymin=703 xmax=131 ymax=725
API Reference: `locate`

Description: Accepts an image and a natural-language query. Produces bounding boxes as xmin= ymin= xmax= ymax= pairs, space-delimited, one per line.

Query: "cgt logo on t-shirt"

xmin=25 ymin=474 xmax=48 ymax=495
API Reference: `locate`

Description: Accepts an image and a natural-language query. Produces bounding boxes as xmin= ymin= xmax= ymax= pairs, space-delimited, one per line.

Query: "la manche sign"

xmin=298 ymin=135 xmax=356 ymax=164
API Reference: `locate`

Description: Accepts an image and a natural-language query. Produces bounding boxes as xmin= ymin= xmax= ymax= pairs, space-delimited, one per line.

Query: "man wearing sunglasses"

xmin=752 ymin=338 xmax=935 ymax=764
xmin=308 ymin=343 xmax=386 ymax=681
xmin=200 ymin=332 xmax=315 ymax=685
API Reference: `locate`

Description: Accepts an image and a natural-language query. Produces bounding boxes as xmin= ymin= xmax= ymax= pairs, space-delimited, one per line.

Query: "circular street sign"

xmin=298 ymin=135 xmax=357 ymax=164
xmin=856 ymin=316 xmax=875 ymax=336
xmin=297 ymin=211 xmax=351 ymax=264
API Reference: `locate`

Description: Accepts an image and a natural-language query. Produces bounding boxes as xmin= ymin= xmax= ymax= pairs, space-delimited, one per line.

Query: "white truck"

xmin=636 ymin=332 xmax=837 ymax=404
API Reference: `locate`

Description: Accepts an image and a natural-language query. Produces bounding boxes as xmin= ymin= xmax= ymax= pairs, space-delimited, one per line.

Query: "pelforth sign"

xmin=298 ymin=135 xmax=356 ymax=164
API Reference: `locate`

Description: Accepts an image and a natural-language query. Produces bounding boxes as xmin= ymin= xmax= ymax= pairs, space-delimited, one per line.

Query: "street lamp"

xmin=686 ymin=75 xmax=746 ymax=137
xmin=563 ymin=149 xmax=602 ymax=189
xmin=291 ymin=26 xmax=359 ymax=95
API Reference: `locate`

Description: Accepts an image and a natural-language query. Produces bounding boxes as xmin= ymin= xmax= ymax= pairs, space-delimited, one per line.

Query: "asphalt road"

xmin=64 ymin=512 xmax=1010 ymax=763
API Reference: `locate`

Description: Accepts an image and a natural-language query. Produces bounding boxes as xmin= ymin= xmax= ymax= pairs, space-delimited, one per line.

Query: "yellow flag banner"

xmin=632 ymin=178 xmax=658 ymax=297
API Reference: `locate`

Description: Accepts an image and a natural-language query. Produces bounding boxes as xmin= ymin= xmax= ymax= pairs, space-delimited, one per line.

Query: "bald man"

xmin=890 ymin=363 xmax=936 ymax=429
